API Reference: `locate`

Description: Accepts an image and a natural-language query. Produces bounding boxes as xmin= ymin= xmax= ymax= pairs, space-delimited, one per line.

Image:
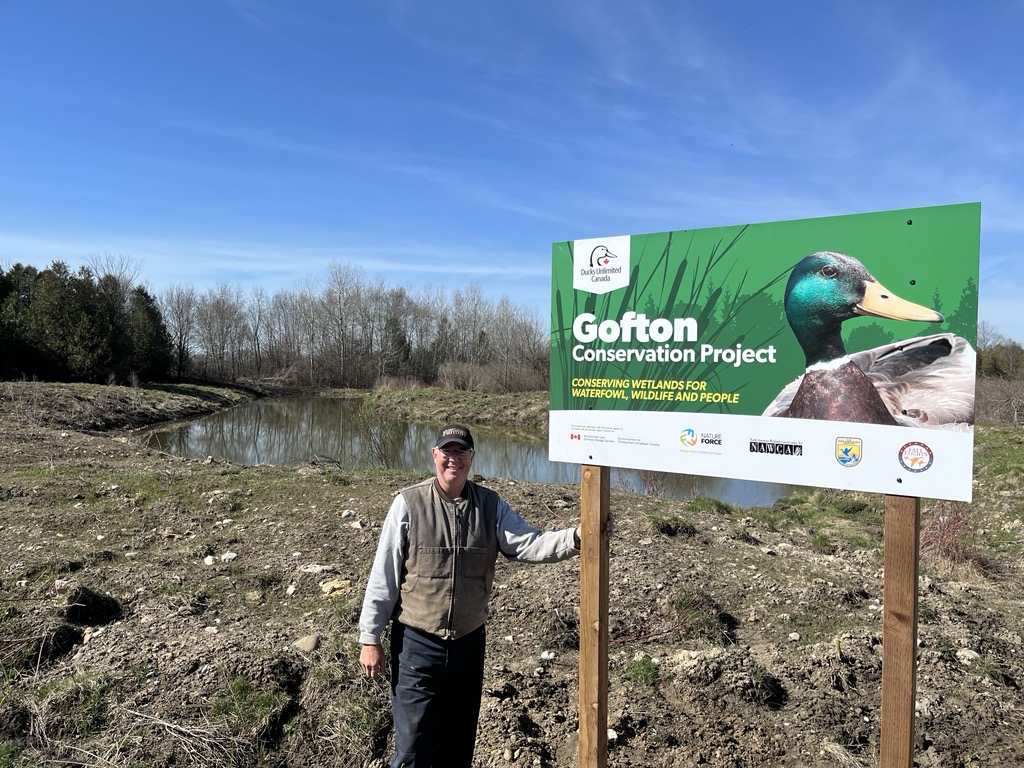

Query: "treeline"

xmin=4 ymin=258 xmax=1023 ymax=400
xmin=976 ymin=322 xmax=1024 ymax=379
xmin=1 ymin=260 xmax=549 ymax=392
xmin=162 ymin=263 xmax=548 ymax=391
xmin=0 ymin=261 xmax=172 ymax=384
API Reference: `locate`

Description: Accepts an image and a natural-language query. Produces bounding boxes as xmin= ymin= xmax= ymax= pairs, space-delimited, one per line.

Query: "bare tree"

xmin=450 ymin=283 xmax=492 ymax=366
xmin=86 ymin=252 xmax=142 ymax=300
xmin=486 ymin=297 xmax=548 ymax=391
xmin=265 ymin=290 xmax=303 ymax=381
xmin=976 ymin=320 xmax=1006 ymax=352
xmin=195 ymin=284 xmax=245 ymax=381
xmin=409 ymin=285 xmax=448 ymax=382
xmin=245 ymin=287 xmax=269 ymax=379
xmin=320 ymin=262 xmax=364 ymax=386
xmin=160 ymin=284 xmax=198 ymax=378
xmin=297 ymin=287 xmax=320 ymax=386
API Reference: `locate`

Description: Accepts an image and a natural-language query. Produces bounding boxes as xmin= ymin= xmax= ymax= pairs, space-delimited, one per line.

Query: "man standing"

xmin=358 ymin=423 xmax=582 ymax=768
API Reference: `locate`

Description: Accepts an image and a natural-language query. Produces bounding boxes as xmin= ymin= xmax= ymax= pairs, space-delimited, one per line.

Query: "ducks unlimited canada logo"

xmin=573 ymin=235 xmax=630 ymax=295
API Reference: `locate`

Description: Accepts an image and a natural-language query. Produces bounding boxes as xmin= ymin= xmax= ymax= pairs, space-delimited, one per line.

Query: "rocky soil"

xmin=1 ymin=380 xmax=1023 ymax=767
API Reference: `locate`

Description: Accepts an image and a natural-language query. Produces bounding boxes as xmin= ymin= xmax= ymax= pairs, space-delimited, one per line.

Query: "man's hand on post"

xmin=574 ymin=512 xmax=615 ymax=549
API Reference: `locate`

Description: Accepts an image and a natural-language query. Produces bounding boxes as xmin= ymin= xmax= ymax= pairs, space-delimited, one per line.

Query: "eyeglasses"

xmin=438 ymin=448 xmax=474 ymax=460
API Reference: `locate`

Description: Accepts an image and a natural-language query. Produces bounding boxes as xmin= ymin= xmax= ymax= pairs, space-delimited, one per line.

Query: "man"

xmin=358 ymin=423 xmax=582 ymax=768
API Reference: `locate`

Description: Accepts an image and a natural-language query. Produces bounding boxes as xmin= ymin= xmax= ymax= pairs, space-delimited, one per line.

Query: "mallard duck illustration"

xmin=762 ymin=251 xmax=975 ymax=428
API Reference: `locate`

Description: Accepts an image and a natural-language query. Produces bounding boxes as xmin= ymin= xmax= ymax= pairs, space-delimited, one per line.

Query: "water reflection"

xmin=144 ymin=397 xmax=794 ymax=508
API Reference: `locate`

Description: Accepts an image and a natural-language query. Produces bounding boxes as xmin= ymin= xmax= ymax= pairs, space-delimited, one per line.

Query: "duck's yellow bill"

xmin=856 ymin=280 xmax=944 ymax=323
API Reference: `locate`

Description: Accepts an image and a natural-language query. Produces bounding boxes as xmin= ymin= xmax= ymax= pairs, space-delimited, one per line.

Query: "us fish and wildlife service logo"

xmin=835 ymin=437 xmax=862 ymax=467
xmin=573 ymin=235 xmax=630 ymax=295
xmin=898 ymin=441 xmax=934 ymax=473
xmin=680 ymin=428 xmax=698 ymax=448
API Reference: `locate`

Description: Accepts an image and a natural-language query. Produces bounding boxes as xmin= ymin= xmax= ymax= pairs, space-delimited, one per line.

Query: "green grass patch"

xmin=811 ymin=533 xmax=834 ymax=554
xmin=626 ymin=654 xmax=659 ymax=685
xmin=320 ymin=681 xmax=392 ymax=763
xmin=210 ymin=675 xmax=290 ymax=740
xmin=968 ymin=655 xmax=1018 ymax=688
xmin=0 ymin=740 xmax=22 ymax=768
xmin=34 ymin=672 xmax=112 ymax=739
xmin=747 ymin=488 xmax=883 ymax=553
xmin=973 ymin=423 xmax=1024 ymax=491
xmin=688 ymin=497 xmax=733 ymax=515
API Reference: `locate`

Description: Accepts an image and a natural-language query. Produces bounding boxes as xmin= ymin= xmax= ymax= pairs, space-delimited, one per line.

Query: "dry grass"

xmin=921 ymin=500 xmax=997 ymax=575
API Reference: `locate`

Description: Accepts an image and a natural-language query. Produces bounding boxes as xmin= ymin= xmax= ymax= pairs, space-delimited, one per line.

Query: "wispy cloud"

xmin=0 ymin=229 xmax=549 ymax=289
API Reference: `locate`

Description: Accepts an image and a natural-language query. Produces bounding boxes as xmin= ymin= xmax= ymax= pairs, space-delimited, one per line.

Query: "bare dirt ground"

xmin=1 ymin=381 xmax=1023 ymax=767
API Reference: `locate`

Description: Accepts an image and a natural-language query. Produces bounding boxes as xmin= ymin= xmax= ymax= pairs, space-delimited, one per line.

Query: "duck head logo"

xmin=573 ymin=235 xmax=630 ymax=295
xmin=590 ymin=245 xmax=618 ymax=268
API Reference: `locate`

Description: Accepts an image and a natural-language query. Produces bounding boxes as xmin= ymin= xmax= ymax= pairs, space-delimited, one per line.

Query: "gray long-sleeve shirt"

xmin=358 ymin=488 xmax=578 ymax=645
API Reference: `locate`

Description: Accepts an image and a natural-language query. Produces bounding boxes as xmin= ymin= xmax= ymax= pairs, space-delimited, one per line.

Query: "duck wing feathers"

xmin=763 ymin=333 xmax=975 ymax=429
xmin=853 ymin=333 xmax=975 ymax=428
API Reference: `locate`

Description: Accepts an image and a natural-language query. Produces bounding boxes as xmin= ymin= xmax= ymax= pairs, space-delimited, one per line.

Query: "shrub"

xmin=921 ymin=501 xmax=995 ymax=574
xmin=626 ymin=654 xmax=658 ymax=686
xmin=668 ymin=590 xmax=735 ymax=645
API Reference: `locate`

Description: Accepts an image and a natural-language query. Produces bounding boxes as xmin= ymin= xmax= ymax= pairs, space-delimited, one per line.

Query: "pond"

xmin=143 ymin=396 xmax=796 ymax=508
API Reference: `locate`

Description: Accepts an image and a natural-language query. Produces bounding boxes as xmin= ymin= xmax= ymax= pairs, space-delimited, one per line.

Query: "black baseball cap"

xmin=434 ymin=423 xmax=474 ymax=450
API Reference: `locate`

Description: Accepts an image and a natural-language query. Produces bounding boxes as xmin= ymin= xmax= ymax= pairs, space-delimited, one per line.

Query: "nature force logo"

xmin=898 ymin=442 xmax=934 ymax=473
xmin=680 ymin=429 xmax=723 ymax=454
xmin=835 ymin=437 xmax=862 ymax=467
xmin=573 ymin=235 xmax=630 ymax=295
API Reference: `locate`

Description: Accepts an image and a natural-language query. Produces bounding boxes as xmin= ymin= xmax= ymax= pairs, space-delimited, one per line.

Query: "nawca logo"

xmin=680 ymin=428 xmax=698 ymax=448
xmin=835 ymin=437 xmax=862 ymax=467
xmin=573 ymin=235 xmax=630 ymax=295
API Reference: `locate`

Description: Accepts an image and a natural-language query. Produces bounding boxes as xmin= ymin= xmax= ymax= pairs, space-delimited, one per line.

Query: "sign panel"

xmin=550 ymin=203 xmax=980 ymax=501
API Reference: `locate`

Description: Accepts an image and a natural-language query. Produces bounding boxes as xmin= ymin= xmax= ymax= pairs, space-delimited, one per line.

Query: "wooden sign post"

xmin=880 ymin=494 xmax=921 ymax=767
xmin=579 ymin=464 xmax=611 ymax=768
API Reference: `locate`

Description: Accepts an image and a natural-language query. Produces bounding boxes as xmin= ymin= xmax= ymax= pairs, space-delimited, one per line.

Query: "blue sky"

xmin=1 ymin=2 xmax=1022 ymax=342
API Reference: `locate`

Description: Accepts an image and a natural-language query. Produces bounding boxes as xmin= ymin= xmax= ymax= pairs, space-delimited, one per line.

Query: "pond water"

xmin=143 ymin=397 xmax=796 ymax=508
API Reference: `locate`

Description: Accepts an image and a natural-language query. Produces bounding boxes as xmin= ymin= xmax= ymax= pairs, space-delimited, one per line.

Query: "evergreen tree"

xmin=127 ymin=286 xmax=174 ymax=381
xmin=0 ymin=264 xmax=42 ymax=377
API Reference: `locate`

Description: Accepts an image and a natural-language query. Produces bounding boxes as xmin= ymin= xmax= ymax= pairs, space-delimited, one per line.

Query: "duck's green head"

xmin=784 ymin=251 xmax=943 ymax=366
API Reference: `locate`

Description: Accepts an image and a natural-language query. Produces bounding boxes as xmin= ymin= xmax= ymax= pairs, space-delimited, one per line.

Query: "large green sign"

xmin=549 ymin=203 xmax=980 ymax=501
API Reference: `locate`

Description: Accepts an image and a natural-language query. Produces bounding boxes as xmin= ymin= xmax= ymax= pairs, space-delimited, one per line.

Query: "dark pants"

xmin=389 ymin=622 xmax=487 ymax=768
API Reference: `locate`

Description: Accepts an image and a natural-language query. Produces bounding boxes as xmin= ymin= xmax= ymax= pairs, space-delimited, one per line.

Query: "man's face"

xmin=432 ymin=442 xmax=474 ymax=492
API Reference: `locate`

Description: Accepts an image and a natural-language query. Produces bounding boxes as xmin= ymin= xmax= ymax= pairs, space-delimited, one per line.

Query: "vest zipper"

xmin=447 ymin=498 xmax=460 ymax=637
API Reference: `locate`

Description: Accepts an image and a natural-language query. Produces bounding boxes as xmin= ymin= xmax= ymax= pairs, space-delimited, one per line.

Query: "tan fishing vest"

xmin=394 ymin=478 xmax=499 ymax=640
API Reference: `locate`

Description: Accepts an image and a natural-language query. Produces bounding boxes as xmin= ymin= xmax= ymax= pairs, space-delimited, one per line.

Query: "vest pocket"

xmin=459 ymin=547 xmax=494 ymax=578
xmin=412 ymin=547 xmax=453 ymax=579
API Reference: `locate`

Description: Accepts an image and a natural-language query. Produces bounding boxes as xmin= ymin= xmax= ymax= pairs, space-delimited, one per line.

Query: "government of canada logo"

xmin=898 ymin=441 xmax=933 ymax=473
xmin=835 ymin=437 xmax=862 ymax=467
xmin=573 ymin=235 xmax=630 ymax=295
